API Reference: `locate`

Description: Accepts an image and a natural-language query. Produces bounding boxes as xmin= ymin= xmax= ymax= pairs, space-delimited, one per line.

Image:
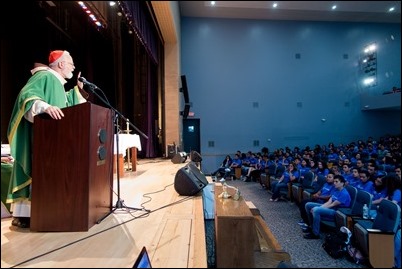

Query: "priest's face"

xmin=62 ymin=55 xmax=75 ymax=79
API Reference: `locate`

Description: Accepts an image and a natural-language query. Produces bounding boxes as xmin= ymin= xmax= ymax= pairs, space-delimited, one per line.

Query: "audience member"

xmin=346 ymin=167 xmax=360 ymax=187
xmin=211 ymin=155 xmax=232 ymax=178
xmin=298 ymin=172 xmax=335 ymax=228
xmin=383 ymin=174 xmax=402 ymax=207
xmin=303 ymin=175 xmax=351 ymax=239
xmin=371 ymin=174 xmax=387 ymax=209
xmin=356 ymin=169 xmax=375 ymax=194
xmin=224 ymin=153 xmax=242 ymax=179
xmin=270 ymin=162 xmax=299 ymax=202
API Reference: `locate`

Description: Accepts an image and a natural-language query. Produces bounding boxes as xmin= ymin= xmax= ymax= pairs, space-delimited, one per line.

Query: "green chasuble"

xmin=6 ymin=70 xmax=83 ymax=203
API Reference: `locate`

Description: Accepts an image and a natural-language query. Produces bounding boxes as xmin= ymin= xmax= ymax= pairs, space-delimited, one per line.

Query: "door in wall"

xmin=183 ymin=118 xmax=200 ymax=154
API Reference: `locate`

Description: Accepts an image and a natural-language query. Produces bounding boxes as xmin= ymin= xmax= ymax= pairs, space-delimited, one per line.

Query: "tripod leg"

xmin=96 ymin=207 xmax=117 ymax=224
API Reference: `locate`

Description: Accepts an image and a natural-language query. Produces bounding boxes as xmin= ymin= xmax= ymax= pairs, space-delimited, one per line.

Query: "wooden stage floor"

xmin=1 ymin=159 xmax=207 ymax=268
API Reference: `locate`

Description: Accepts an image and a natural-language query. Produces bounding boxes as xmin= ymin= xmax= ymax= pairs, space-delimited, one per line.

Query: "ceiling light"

xmin=388 ymin=7 xmax=395 ymax=12
xmin=332 ymin=5 xmax=337 ymax=10
xmin=364 ymin=44 xmax=376 ymax=53
xmin=77 ymin=1 xmax=106 ymax=29
xmin=273 ymin=3 xmax=278 ymax=8
xmin=363 ymin=77 xmax=375 ymax=85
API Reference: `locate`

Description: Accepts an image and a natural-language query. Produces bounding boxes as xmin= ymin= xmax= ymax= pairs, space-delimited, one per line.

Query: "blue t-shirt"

xmin=231 ymin=158 xmax=242 ymax=167
xmin=321 ymin=183 xmax=335 ymax=197
xmin=372 ymin=187 xmax=387 ymax=201
xmin=390 ymin=189 xmax=402 ymax=207
xmin=346 ymin=175 xmax=360 ymax=188
xmin=316 ymin=183 xmax=335 ymax=203
xmin=331 ymin=188 xmax=351 ymax=209
xmin=316 ymin=168 xmax=329 ymax=177
xmin=282 ymin=170 xmax=300 ymax=184
xmin=356 ymin=180 xmax=375 ymax=194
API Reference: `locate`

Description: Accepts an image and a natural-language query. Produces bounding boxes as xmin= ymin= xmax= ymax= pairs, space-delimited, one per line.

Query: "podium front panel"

xmin=31 ymin=103 xmax=113 ymax=232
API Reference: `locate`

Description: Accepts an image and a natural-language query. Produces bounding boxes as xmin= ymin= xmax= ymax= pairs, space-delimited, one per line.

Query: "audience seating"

xmin=335 ymin=189 xmax=373 ymax=230
xmin=302 ymin=174 xmax=325 ymax=200
xmin=223 ymin=134 xmax=400 ymax=267
xmin=291 ymin=171 xmax=314 ymax=204
xmin=263 ymin=164 xmax=277 ymax=190
xmin=353 ymin=199 xmax=401 ymax=267
xmin=234 ymin=167 xmax=242 ymax=179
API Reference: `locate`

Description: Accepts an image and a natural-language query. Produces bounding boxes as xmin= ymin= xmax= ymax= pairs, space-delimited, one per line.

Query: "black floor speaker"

xmin=190 ymin=150 xmax=202 ymax=163
xmin=171 ymin=152 xmax=187 ymax=164
xmin=174 ymin=162 xmax=208 ymax=196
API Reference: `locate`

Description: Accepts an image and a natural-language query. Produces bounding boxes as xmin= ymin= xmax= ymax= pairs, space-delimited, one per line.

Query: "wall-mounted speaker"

xmin=174 ymin=162 xmax=208 ymax=196
xmin=171 ymin=152 xmax=187 ymax=164
xmin=190 ymin=150 xmax=202 ymax=163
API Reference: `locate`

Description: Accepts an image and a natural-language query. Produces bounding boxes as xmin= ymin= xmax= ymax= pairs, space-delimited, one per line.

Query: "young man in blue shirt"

xmin=303 ymin=175 xmax=351 ymax=239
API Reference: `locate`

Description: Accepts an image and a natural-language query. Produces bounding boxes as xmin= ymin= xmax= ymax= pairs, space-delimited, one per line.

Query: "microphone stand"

xmin=83 ymin=83 xmax=150 ymax=224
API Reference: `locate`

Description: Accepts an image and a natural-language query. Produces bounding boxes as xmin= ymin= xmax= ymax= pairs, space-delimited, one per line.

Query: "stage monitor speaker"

xmin=174 ymin=162 xmax=208 ymax=196
xmin=171 ymin=152 xmax=187 ymax=164
xmin=190 ymin=150 xmax=202 ymax=163
xmin=167 ymin=144 xmax=177 ymax=159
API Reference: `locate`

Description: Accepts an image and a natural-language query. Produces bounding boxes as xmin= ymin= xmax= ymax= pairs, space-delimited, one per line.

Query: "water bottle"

xmin=362 ymin=204 xmax=369 ymax=219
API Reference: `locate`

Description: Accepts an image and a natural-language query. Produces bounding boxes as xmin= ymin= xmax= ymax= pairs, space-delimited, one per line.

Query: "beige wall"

xmin=151 ymin=1 xmax=182 ymax=155
xmin=164 ymin=43 xmax=180 ymax=150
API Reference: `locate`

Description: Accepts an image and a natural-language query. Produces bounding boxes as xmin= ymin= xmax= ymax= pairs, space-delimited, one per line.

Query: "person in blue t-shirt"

xmin=298 ymin=172 xmax=336 ymax=228
xmin=315 ymin=161 xmax=330 ymax=178
xmin=270 ymin=162 xmax=299 ymax=202
xmin=356 ymin=169 xmax=375 ymax=194
xmin=346 ymin=167 xmax=361 ymax=188
xmin=384 ymin=174 xmax=402 ymax=207
xmin=371 ymin=174 xmax=387 ymax=209
xmin=223 ymin=153 xmax=242 ymax=179
xmin=303 ymin=175 xmax=351 ymax=239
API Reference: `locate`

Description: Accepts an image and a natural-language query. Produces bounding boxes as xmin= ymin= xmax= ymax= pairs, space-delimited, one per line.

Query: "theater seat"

xmin=353 ymin=199 xmax=401 ymax=267
xmin=335 ymin=189 xmax=372 ymax=230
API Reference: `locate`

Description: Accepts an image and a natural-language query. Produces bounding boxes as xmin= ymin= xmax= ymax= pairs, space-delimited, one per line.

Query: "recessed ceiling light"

xmin=332 ymin=5 xmax=337 ymax=10
xmin=388 ymin=7 xmax=395 ymax=12
xmin=273 ymin=3 xmax=278 ymax=8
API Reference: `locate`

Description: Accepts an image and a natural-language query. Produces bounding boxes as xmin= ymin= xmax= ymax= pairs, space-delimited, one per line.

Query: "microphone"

xmin=78 ymin=77 xmax=98 ymax=89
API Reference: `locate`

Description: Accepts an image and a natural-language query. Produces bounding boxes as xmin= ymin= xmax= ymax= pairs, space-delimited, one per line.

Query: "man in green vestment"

xmin=6 ymin=50 xmax=89 ymax=228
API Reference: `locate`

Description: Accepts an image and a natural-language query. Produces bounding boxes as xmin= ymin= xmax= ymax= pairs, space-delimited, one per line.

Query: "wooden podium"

xmin=214 ymin=184 xmax=256 ymax=268
xmin=31 ymin=102 xmax=113 ymax=232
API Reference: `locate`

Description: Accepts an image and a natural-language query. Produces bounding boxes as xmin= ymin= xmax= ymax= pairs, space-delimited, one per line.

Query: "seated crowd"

xmin=211 ymin=134 xmax=401 ymax=267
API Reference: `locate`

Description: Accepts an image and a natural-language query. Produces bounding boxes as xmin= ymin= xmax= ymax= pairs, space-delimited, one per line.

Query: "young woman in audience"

xmin=211 ymin=155 xmax=232 ymax=178
xmin=383 ymin=174 xmax=402 ymax=207
xmin=270 ymin=162 xmax=299 ymax=202
xmin=315 ymin=161 xmax=329 ymax=178
xmin=371 ymin=174 xmax=387 ymax=209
